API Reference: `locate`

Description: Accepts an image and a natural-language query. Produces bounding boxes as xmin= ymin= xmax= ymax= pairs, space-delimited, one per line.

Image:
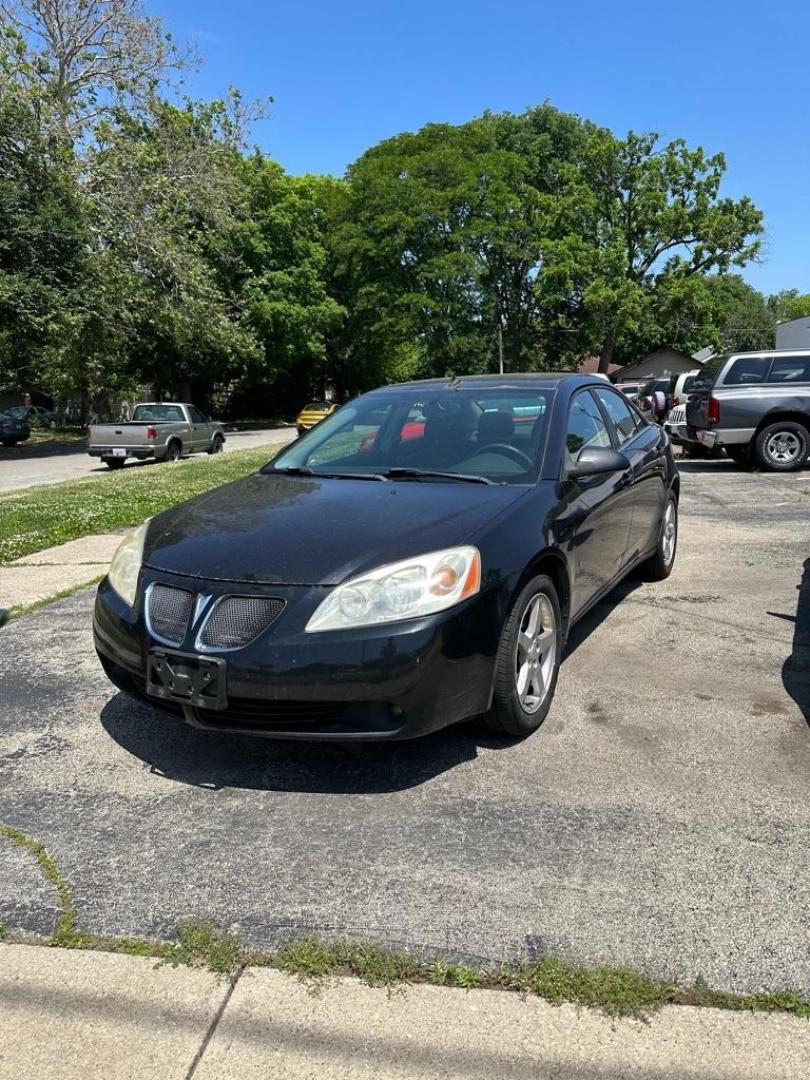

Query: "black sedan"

xmin=94 ymin=374 xmax=679 ymax=741
xmin=0 ymin=411 xmax=31 ymax=446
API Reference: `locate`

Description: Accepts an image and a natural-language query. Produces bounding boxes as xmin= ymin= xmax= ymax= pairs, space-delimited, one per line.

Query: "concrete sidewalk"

xmin=0 ymin=945 xmax=807 ymax=1080
xmin=0 ymin=533 xmax=125 ymax=612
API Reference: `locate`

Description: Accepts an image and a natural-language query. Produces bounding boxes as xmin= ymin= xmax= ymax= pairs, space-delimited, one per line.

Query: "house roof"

xmin=577 ymin=356 xmax=623 ymax=377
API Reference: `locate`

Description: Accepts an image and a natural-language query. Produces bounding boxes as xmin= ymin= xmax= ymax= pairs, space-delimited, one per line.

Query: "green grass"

xmin=2 ymin=822 xmax=809 ymax=1018
xmin=0 ymin=444 xmax=284 ymax=565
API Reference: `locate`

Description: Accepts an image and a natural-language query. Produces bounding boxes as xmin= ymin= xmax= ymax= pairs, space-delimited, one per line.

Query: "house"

xmin=775 ymin=316 xmax=810 ymax=351
xmin=577 ymin=356 xmax=623 ymax=378
xmin=611 ymin=347 xmax=703 ymax=382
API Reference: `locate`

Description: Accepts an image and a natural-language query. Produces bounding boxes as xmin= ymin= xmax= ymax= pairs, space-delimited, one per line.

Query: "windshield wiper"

xmin=279 ymin=466 xmax=388 ymax=481
xmin=385 ymin=467 xmax=496 ymax=485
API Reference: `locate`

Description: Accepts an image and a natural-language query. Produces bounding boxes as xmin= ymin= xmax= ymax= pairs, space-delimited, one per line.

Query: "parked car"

xmin=6 ymin=404 xmax=55 ymax=427
xmin=615 ymin=381 xmax=646 ymax=402
xmin=686 ymin=351 xmax=810 ymax=470
xmin=636 ymin=377 xmax=672 ymax=423
xmin=295 ymin=400 xmax=339 ymax=434
xmin=88 ymin=403 xmax=225 ymax=470
xmin=0 ymin=411 xmax=31 ymax=446
xmin=661 ymin=371 xmax=707 ymax=455
xmin=94 ymin=374 xmax=679 ymax=742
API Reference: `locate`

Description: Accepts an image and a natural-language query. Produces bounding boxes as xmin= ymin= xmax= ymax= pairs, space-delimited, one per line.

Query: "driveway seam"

xmin=185 ymin=968 xmax=244 ymax=1080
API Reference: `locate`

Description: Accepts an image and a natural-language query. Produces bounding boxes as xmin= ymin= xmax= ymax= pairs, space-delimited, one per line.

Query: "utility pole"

xmin=497 ymin=323 xmax=504 ymax=375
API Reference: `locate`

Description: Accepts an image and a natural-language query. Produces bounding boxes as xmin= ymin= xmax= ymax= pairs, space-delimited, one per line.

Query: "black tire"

xmin=208 ymin=435 xmax=224 ymax=454
xmin=752 ymin=421 xmax=809 ymax=472
xmin=105 ymin=458 xmax=125 ymax=470
xmin=725 ymin=445 xmax=750 ymax=465
xmin=640 ymin=493 xmax=678 ymax=581
xmin=164 ymin=441 xmax=181 ymax=463
xmin=1 ymin=439 xmax=15 ymax=448
xmin=479 ymin=573 xmax=562 ymax=738
xmin=296 ymin=425 xmax=306 ymax=436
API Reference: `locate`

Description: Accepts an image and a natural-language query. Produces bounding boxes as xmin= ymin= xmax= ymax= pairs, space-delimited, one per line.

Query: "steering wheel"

xmin=479 ymin=443 xmax=534 ymax=469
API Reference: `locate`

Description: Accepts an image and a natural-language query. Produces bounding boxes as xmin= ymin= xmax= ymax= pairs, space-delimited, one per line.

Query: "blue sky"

xmin=154 ymin=0 xmax=809 ymax=295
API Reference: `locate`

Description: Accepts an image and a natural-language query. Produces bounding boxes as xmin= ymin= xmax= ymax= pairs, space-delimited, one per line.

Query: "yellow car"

xmin=295 ymin=400 xmax=338 ymax=434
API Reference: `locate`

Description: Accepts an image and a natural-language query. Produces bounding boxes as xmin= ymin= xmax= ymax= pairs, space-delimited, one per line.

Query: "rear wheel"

xmin=209 ymin=435 xmax=224 ymax=454
xmin=479 ymin=574 xmax=562 ymax=738
xmin=164 ymin=441 xmax=181 ymax=463
xmin=753 ymin=422 xmax=808 ymax=472
xmin=104 ymin=457 xmax=125 ymax=470
xmin=640 ymin=494 xmax=678 ymax=581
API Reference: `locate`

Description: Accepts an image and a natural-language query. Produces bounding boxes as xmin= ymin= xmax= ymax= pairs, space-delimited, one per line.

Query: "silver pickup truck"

xmin=88 ymin=403 xmax=225 ymax=469
xmin=686 ymin=351 xmax=810 ymax=471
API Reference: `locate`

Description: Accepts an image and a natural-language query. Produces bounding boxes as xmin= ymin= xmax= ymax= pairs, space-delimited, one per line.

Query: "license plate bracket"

xmin=146 ymin=649 xmax=227 ymax=710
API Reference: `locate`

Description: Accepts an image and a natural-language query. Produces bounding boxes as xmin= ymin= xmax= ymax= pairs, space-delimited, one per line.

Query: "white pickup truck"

xmin=88 ymin=403 xmax=225 ymax=469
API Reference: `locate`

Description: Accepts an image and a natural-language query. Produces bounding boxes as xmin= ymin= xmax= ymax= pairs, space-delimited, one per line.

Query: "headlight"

xmin=108 ymin=519 xmax=151 ymax=607
xmin=306 ymin=546 xmax=481 ymax=632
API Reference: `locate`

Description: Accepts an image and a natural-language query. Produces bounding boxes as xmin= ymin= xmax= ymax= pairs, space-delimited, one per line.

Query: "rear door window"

xmin=722 ymin=357 xmax=772 ymax=385
xmin=767 ymin=356 xmax=810 ymax=383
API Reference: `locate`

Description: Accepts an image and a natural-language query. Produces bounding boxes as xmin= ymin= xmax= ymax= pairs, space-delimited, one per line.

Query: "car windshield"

xmin=6 ymin=406 xmax=26 ymax=417
xmin=131 ymin=404 xmax=185 ymax=422
xmin=269 ymin=386 xmax=556 ymax=484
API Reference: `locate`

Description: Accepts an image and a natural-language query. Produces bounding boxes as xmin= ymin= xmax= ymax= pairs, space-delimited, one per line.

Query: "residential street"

xmin=1 ymin=463 xmax=808 ymax=995
xmin=0 ymin=427 xmax=296 ymax=494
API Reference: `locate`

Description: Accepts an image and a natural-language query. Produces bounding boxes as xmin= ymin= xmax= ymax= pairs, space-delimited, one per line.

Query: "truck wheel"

xmin=165 ymin=441 xmax=181 ymax=463
xmin=753 ymin=422 xmax=808 ymax=472
xmin=105 ymin=458 xmax=125 ymax=470
xmin=209 ymin=435 xmax=224 ymax=454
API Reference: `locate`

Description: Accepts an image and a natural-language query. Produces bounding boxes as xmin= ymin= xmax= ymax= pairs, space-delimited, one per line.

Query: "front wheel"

xmin=753 ymin=422 xmax=808 ymax=472
xmin=640 ymin=494 xmax=678 ymax=581
xmin=479 ymin=574 xmax=562 ymax=738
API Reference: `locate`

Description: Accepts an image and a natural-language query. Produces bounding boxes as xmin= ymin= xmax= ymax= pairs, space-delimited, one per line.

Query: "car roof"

xmin=367 ymin=372 xmax=607 ymax=392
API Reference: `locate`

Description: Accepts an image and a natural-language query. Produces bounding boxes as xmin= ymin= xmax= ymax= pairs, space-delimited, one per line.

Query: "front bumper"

xmin=93 ymin=566 xmax=506 ymax=740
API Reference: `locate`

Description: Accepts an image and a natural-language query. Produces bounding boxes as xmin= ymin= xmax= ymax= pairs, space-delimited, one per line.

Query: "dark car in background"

xmin=636 ymin=377 xmax=672 ymax=424
xmin=686 ymin=351 xmax=810 ymax=470
xmin=94 ymin=374 xmax=679 ymax=742
xmin=6 ymin=404 xmax=55 ymax=427
xmin=0 ymin=411 xmax=31 ymax=446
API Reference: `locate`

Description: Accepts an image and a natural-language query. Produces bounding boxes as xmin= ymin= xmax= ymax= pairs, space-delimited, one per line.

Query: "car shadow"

xmin=562 ymin=575 xmax=641 ymax=658
xmin=781 ymin=558 xmax=810 ymax=728
xmin=0 ymin=439 xmax=87 ymax=460
xmin=100 ymin=693 xmax=507 ymax=794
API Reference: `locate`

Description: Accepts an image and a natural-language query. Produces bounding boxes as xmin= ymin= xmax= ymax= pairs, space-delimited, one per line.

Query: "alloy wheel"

xmin=514 ymin=593 xmax=557 ymax=714
xmin=766 ymin=430 xmax=802 ymax=465
xmin=662 ymin=501 xmax=677 ymax=566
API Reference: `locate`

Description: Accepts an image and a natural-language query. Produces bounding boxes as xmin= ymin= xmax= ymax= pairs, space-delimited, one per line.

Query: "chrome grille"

xmin=147 ymin=584 xmax=194 ymax=645
xmin=200 ymin=596 xmax=285 ymax=649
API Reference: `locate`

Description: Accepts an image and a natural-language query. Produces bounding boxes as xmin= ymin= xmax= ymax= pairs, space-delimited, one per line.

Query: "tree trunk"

xmin=598 ymin=327 xmax=615 ymax=374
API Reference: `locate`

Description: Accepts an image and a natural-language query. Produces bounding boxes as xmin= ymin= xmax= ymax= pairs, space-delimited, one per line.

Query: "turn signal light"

xmin=707 ymin=397 xmax=721 ymax=425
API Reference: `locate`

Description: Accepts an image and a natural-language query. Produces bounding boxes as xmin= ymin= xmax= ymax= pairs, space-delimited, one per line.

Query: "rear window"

xmin=682 ymin=375 xmax=698 ymax=393
xmin=692 ymin=356 xmax=727 ymax=391
xmin=767 ymin=356 xmax=810 ymax=383
xmin=305 ymin=401 xmax=329 ymax=410
xmin=131 ymin=404 xmax=185 ymax=422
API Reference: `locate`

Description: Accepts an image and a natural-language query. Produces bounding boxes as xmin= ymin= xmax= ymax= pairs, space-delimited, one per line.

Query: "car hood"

xmin=143 ymin=471 xmax=527 ymax=586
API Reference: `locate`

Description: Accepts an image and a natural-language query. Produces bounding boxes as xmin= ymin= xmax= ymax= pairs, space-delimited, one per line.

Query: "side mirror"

xmin=567 ymin=446 xmax=630 ymax=478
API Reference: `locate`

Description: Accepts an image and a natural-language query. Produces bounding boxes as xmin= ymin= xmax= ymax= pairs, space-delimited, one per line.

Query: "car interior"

xmin=278 ymin=391 xmax=555 ymax=482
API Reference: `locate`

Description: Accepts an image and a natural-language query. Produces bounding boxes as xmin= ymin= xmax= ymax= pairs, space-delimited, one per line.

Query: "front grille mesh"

xmin=148 ymin=584 xmax=194 ymax=645
xmin=200 ymin=596 xmax=285 ymax=649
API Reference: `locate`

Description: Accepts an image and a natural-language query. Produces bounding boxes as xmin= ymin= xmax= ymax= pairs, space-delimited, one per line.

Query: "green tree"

xmin=560 ymin=131 xmax=764 ymax=371
xmin=768 ymin=289 xmax=810 ymax=323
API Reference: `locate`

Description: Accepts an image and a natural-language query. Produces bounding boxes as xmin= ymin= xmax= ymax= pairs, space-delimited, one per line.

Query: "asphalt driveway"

xmin=1 ymin=463 xmax=808 ymax=994
xmin=0 ymin=426 xmax=296 ymax=493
